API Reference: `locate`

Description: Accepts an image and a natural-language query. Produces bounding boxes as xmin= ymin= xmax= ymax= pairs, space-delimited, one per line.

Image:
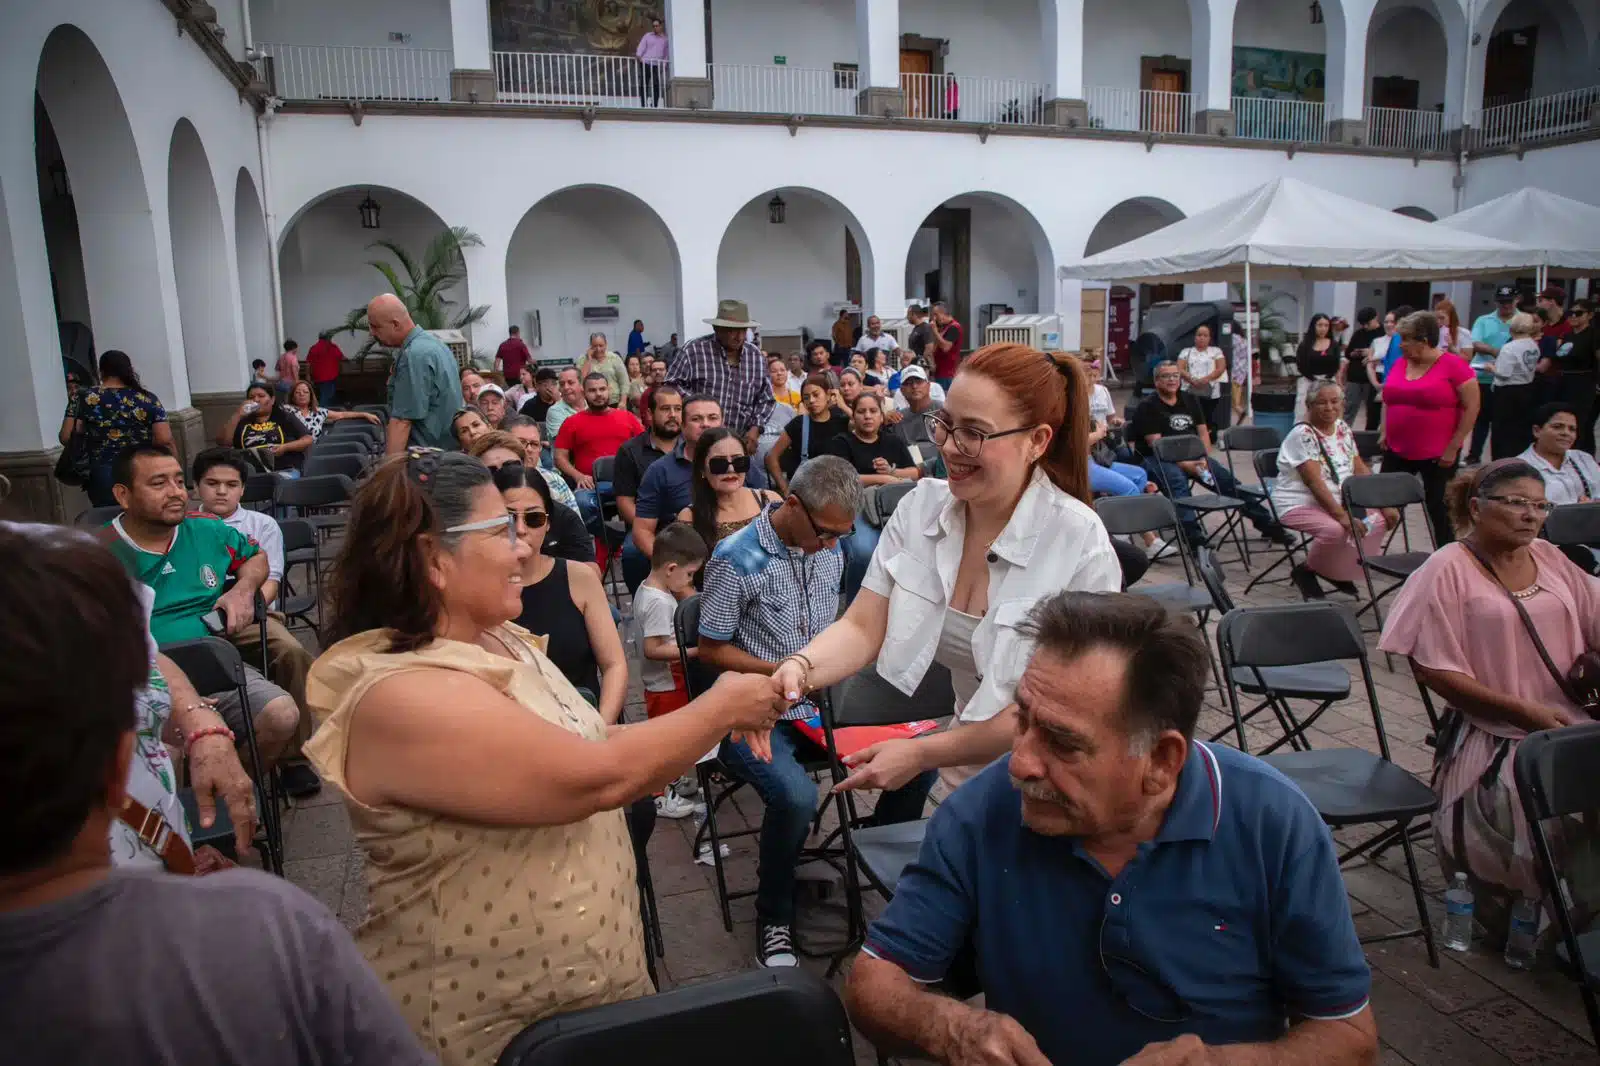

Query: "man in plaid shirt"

xmin=667 ymin=299 xmax=774 ymax=470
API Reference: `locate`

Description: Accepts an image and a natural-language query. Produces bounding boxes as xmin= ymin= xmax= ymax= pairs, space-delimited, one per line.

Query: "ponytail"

xmin=961 ymin=343 xmax=1092 ymax=507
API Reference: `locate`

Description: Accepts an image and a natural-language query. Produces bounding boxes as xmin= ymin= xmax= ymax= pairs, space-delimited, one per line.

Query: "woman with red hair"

xmin=771 ymin=343 xmax=1122 ymax=791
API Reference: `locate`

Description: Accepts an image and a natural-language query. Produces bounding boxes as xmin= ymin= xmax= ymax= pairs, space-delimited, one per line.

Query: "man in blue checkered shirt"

xmin=699 ymin=455 xmax=938 ymax=969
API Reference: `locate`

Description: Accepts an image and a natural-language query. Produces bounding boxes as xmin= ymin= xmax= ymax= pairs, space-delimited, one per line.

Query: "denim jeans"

xmin=1088 ymin=460 xmax=1149 ymax=497
xmin=573 ymin=481 xmax=610 ymax=535
xmin=1144 ymin=456 xmax=1275 ymax=545
xmin=720 ymin=722 xmax=935 ymax=925
xmin=86 ymin=460 xmax=118 ymax=508
xmin=839 ymin=516 xmax=880 ymax=604
xmin=621 ymin=532 xmax=650 ymax=595
xmin=316 ymin=381 xmax=336 ymax=407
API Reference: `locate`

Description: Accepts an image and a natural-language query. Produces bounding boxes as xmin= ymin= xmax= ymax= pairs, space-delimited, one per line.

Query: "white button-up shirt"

xmin=861 ymin=469 xmax=1122 ymax=724
xmin=1520 ymin=446 xmax=1600 ymax=506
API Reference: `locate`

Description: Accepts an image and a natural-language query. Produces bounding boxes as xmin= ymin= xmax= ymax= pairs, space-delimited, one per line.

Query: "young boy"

xmin=633 ymin=523 xmax=707 ymax=818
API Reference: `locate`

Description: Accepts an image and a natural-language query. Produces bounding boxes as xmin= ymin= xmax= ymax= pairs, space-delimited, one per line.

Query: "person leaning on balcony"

xmin=635 ymin=17 xmax=668 ymax=107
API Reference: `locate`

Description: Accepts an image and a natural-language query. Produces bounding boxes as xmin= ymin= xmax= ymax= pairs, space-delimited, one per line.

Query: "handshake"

xmin=707 ymin=658 xmax=815 ymax=763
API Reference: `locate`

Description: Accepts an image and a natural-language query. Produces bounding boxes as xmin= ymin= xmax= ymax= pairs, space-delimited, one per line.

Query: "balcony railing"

xmin=492 ymin=52 xmax=659 ymax=107
xmin=899 ymin=73 xmax=1049 ymax=125
xmin=709 ymin=63 xmax=859 ymax=116
xmin=1364 ymin=106 xmax=1446 ymax=152
xmin=257 ymin=43 xmax=451 ymax=102
xmin=1472 ymin=85 xmax=1600 ymax=148
xmin=1233 ymin=97 xmax=1326 ymax=142
xmin=1085 ymin=86 xmax=1194 ymax=134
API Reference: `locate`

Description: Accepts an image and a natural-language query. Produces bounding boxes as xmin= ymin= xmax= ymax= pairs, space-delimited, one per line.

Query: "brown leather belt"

xmin=117 ymin=795 xmax=196 ymax=875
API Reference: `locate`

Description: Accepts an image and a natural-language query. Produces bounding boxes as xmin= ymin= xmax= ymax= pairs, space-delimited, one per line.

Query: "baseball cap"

xmin=1540 ymin=284 xmax=1567 ymax=303
xmin=899 ymin=365 xmax=929 ymax=382
xmin=477 ymin=383 xmax=505 ymax=398
xmin=1494 ymin=284 xmax=1517 ymax=302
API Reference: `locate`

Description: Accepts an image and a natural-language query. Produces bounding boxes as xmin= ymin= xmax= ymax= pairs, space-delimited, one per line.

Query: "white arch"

xmin=234 ymin=168 xmax=275 ymax=372
xmin=1471 ymin=0 xmax=1597 ymax=110
xmin=902 ymin=190 xmax=1055 ymax=324
xmin=1366 ymin=0 xmax=1468 ymax=120
xmin=168 ymin=118 xmax=238 ymax=395
xmin=1394 ymin=204 xmax=1438 ymax=221
xmin=1083 ymin=196 xmax=1186 ymax=257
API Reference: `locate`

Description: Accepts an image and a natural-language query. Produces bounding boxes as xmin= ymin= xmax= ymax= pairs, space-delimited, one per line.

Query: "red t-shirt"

xmin=932 ymin=320 xmax=964 ymax=379
xmin=1544 ymin=319 xmax=1572 ymax=341
xmin=306 ymin=339 xmax=343 ymax=383
xmin=554 ymin=407 xmax=645 ymax=475
xmin=497 ymin=337 xmax=532 ymax=382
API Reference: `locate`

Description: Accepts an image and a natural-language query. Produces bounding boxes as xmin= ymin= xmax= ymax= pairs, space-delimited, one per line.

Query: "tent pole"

xmin=1244 ymin=260 xmax=1255 ymax=422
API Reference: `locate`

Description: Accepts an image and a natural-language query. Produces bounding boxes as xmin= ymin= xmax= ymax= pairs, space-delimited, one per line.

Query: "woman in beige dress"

xmin=305 ymin=450 xmax=783 ymax=1066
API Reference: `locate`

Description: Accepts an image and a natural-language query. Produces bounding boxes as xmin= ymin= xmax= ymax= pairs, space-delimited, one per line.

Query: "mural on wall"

xmin=1231 ymin=47 xmax=1326 ymax=102
xmin=491 ymin=0 xmax=663 ymax=54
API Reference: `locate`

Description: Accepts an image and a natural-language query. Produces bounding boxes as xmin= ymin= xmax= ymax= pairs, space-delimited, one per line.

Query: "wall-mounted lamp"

xmin=767 ymin=194 xmax=787 ymax=224
xmin=357 ymin=191 xmax=382 ymax=230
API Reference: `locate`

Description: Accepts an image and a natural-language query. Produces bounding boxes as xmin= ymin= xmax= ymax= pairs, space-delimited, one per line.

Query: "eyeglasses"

xmin=925 ymin=414 xmax=1032 ymax=458
xmin=796 ymin=497 xmax=853 ymax=544
xmin=707 ymin=455 xmax=752 ymax=476
xmin=1481 ymin=494 xmax=1556 ymax=515
xmin=506 ymin=507 xmax=550 ymax=530
xmin=443 ymin=513 xmax=519 ymax=545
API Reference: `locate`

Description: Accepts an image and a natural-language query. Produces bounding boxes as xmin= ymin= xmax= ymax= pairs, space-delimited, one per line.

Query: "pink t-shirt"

xmin=1380 ymin=351 xmax=1473 ymax=460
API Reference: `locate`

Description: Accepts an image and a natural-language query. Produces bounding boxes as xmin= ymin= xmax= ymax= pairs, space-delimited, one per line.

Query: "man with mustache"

xmin=846 ymin=592 xmax=1375 ymax=1066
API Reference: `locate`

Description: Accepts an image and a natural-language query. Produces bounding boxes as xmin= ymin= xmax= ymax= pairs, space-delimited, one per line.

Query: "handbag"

xmin=54 ymin=428 xmax=90 ymax=486
xmin=1463 ymin=540 xmax=1600 ymax=715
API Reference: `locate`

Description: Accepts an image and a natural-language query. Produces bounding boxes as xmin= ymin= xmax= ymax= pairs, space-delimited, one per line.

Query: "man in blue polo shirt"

xmin=631 ymin=393 xmax=724 ymax=558
xmin=847 ymin=592 xmax=1375 ymax=1066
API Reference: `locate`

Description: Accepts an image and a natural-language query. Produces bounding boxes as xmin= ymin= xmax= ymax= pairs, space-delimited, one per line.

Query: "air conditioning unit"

xmin=428 ymin=329 xmax=472 ymax=370
xmin=984 ymin=314 xmax=1064 ymax=352
xmin=878 ymin=316 xmax=913 ymax=350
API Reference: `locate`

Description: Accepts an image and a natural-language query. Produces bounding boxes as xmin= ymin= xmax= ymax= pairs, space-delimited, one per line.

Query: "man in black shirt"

xmin=1557 ymin=299 xmax=1597 ymax=454
xmin=1132 ymin=361 xmax=1289 ymax=549
xmin=519 ymin=367 xmax=562 ymax=426
xmin=906 ymin=304 xmax=935 ymax=367
xmin=614 ymin=385 xmax=683 ymax=591
xmin=1342 ymin=307 xmax=1384 ymax=430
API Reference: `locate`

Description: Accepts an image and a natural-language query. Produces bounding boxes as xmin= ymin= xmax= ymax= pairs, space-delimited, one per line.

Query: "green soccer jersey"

xmin=101 ymin=513 xmax=260 ymax=645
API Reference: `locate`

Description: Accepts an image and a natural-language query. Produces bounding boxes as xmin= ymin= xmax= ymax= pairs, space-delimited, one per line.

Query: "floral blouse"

xmin=72 ymin=386 xmax=167 ymax=463
xmin=293 ymin=407 xmax=328 ymax=440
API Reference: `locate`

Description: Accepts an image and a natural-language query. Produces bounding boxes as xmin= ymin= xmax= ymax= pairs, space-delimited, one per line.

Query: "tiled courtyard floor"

xmin=277 ymin=430 xmax=1596 ymax=1065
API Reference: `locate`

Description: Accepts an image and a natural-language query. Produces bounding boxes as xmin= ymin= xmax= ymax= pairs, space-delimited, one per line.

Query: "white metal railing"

xmin=256 ymin=43 xmax=451 ymax=102
xmin=1364 ymin=106 xmax=1446 ymax=152
xmin=1232 ymin=97 xmax=1326 ymax=142
xmin=900 ymin=73 xmax=1049 ymax=125
xmin=492 ymin=52 xmax=663 ymax=108
xmin=1085 ymin=86 xmax=1194 ymax=134
xmin=1472 ymin=85 xmax=1600 ymax=148
xmin=708 ymin=63 xmax=859 ymax=116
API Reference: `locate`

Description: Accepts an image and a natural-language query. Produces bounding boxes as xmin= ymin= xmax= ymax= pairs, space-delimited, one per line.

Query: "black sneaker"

xmin=279 ymin=760 xmax=322 ymax=799
xmin=756 ymin=923 xmax=798 ymax=968
xmin=1291 ymin=564 xmax=1326 ymax=601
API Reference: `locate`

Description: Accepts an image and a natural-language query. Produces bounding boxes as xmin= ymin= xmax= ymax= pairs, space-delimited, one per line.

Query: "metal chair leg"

xmin=1398 ymin=820 xmax=1442 ymax=968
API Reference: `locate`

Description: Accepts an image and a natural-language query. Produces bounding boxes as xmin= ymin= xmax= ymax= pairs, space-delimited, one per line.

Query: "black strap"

xmin=1572 ymin=459 xmax=1594 ymax=500
xmin=1295 ymin=422 xmax=1343 ymax=487
xmin=1461 ymin=539 xmax=1576 ymax=705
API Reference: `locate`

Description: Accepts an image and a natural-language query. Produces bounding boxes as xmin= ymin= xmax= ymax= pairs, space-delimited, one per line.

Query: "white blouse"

xmin=861 ymin=469 xmax=1122 ymax=724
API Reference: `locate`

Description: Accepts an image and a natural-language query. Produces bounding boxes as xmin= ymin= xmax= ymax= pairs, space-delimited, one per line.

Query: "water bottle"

xmin=1443 ymin=872 xmax=1474 ymax=951
xmin=1361 ymin=514 xmax=1378 ymax=535
xmin=1197 ymin=466 xmax=1216 ymax=488
xmin=1503 ymin=896 xmax=1540 ymax=970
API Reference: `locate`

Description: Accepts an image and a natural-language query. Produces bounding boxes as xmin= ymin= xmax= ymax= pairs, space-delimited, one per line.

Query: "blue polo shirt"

xmin=864 ymin=744 xmax=1369 ymax=1065
xmin=634 ymin=438 xmax=695 ymax=522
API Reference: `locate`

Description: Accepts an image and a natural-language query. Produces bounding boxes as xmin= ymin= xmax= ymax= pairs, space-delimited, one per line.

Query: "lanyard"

xmin=784 ymin=551 xmax=812 ymax=641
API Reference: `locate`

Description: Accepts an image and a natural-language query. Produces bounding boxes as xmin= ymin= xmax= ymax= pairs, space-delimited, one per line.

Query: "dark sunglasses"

xmin=707 ymin=455 xmax=751 ymax=476
xmin=507 ymin=507 xmax=551 ymax=529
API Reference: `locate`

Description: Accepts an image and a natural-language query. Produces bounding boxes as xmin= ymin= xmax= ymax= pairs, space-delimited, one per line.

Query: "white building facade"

xmin=3 ymin=0 xmax=1598 ymax=520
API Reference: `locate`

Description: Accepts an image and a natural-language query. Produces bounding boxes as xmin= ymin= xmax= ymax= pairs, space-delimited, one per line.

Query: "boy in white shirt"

xmin=192 ymin=448 xmax=283 ymax=607
xmin=632 ymin=523 xmax=709 ymax=817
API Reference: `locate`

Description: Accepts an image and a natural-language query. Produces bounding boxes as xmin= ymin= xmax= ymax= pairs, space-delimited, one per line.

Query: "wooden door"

xmin=901 ymin=49 xmax=934 ymax=117
xmin=1144 ymin=70 xmax=1186 ymax=132
xmin=1484 ymin=26 xmax=1537 ymax=106
xmin=1371 ymin=76 xmax=1419 ymax=111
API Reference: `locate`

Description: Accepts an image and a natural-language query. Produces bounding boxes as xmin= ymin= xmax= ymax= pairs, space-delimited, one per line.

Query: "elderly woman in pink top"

xmin=1379 ymin=459 xmax=1600 ymax=946
xmin=635 ymin=17 xmax=668 ymax=107
xmin=1379 ymin=310 xmax=1479 ymax=545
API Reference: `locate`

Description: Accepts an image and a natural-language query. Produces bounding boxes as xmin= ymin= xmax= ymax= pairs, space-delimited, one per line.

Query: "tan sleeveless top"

xmin=303 ymin=625 xmax=650 ymax=1066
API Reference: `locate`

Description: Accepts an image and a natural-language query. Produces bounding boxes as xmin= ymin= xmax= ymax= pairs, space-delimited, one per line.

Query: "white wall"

xmin=505 ymin=187 xmax=680 ymax=363
xmin=900 ymin=0 xmax=1047 ymax=83
xmin=905 ymin=226 xmax=938 ymax=297
xmin=1366 ymin=6 xmax=1449 ymax=110
xmin=248 ymin=0 xmax=453 ymax=48
xmin=1082 ymin=0 xmax=1192 ymax=91
xmin=278 ymin=188 xmax=468 ymax=360
xmin=949 ymin=195 xmax=1041 ymax=315
xmin=711 ymin=0 xmax=857 ymax=68
xmin=1464 ymin=138 xmax=1600 ymax=208
xmin=717 ymin=190 xmax=855 ymax=336
xmin=1233 ymin=0 xmax=1328 ymax=62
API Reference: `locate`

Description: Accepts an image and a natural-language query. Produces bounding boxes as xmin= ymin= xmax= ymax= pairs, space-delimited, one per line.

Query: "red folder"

xmin=792 ymin=716 xmax=941 ymax=758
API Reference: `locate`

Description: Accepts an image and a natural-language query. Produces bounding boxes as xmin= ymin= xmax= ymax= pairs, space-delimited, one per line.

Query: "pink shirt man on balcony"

xmin=635 ymin=26 xmax=669 ymax=65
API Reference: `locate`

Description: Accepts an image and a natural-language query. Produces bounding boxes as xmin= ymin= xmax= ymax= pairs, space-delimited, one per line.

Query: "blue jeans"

xmin=839 ymin=517 xmax=880 ymax=604
xmin=86 ymin=460 xmax=118 ymax=508
xmin=574 ymin=481 xmax=610 ymax=534
xmin=1143 ymin=456 xmax=1275 ymax=545
xmin=1088 ymin=460 xmax=1149 ymax=497
xmin=316 ymin=381 xmax=336 ymax=407
xmin=621 ymin=533 xmax=650 ymax=595
xmin=719 ymin=722 xmax=935 ymax=925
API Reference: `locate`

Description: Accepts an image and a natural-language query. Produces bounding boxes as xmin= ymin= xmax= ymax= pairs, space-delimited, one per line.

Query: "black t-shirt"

xmin=520 ymin=395 xmax=555 ymax=424
xmin=1130 ymin=393 xmax=1209 ymax=458
xmin=780 ymin=410 xmax=851 ymax=476
xmin=907 ymin=322 xmax=935 ymax=362
xmin=1561 ymin=327 xmax=1597 ymax=375
xmin=827 ymin=429 xmax=914 ymax=475
xmin=1345 ymin=327 xmax=1384 ymax=371
xmin=612 ymin=432 xmax=669 ymax=500
xmin=1297 ymin=342 xmax=1343 ymax=379
xmin=233 ymin=407 xmax=308 ymax=470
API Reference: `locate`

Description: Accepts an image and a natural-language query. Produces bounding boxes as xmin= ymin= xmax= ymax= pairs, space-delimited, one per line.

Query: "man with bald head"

xmin=368 ymin=293 xmax=462 ymax=453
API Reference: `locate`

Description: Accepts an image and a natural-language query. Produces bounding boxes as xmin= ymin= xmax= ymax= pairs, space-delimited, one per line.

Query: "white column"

xmin=449 ymin=0 xmax=491 ymax=70
xmin=676 ymin=230 xmax=720 ymax=342
xmin=1058 ymin=279 xmax=1083 ymax=350
xmin=1323 ymin=0 xmax=1372 ymax=138
xmin=1041 ymin=0 xmax=1084 ymax=100
xmin=0 ymin=162 xmax=63 ymax=455
xmin=667 ymin=0 xmax=707 ymax=80
xmin=857 ymin=0 xmax=900 ymax=91
xmin=460 ymin=233 xmax=509 ymax=367
xmin=1189 ymin=0 xmax=1237 ymax=132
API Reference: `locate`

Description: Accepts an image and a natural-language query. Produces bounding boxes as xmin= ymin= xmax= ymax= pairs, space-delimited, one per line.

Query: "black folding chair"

xmin=242 ymin=471 xmax=278 ymax=513
xmin=301 ymin=452 xmax=366 ymax=481
xmin=861 ymin=480 xmax=918 ymax=530
xmin=1342 ymin=473 xmax=1434 ymax=664
xmin=1514 ymin=723 xmax=1600 ymax=1048
xmin=274 ymin=474 xmax=355 ymax=537
xmin=592 ymin=456 xmax=627 ymax=608
xmin=1151 ymin=434 xmax=1252 ymax=569
xmin=324 ymin=418 xmax=382 ymax=442
xmin=353 ymin=404 xmax=389 ymax=422
xmin=1095 ymin=495 xmax=1212 ymax=614
xmin=74 ymin=504 xmax=123 ymax=529
xmin=1204 ymin=550 xmax=1349 ymax=754
xmin=1218 ymin=602 xmax=1440 ymax=967
xmin=1352 ymin=430 xmax=1382 ymax=463
xmin=1217 ymin=425 xmax=1282 ymax=502
xmin=817 ymin=662 xmax=953 ymax=976
xmin=1241 ymin=447 xmax=1310 ymax=594
xmin=158 ymin=637 xmax=285 ymax=875
xmin=496 ymin=969 xmax=854 ymax=1066
xmin=1545 ymin=502 xmax=1600 ymax=575
xmin=275 ymin=518 xmax=320 ymax=635
xmin=307 ymin=438 xmax=368 ymax=460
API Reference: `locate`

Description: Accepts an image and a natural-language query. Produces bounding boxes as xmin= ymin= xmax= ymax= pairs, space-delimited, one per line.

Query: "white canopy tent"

xmin=1056 ymin=177 xmax=1538 ymax=410
xmin=1436 ymin=187 xmax=1600 ymax=284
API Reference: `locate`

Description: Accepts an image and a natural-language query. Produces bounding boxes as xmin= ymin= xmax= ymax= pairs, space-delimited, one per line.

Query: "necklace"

xmin=1510 ymin=583 xmax=1542 ymax=601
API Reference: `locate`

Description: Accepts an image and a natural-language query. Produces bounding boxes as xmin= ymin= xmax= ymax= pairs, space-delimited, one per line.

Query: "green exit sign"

xmin=773 ymin=55 xmax=787 ymax=65
xmin=606 ymin=294 xmax=620 ymax=304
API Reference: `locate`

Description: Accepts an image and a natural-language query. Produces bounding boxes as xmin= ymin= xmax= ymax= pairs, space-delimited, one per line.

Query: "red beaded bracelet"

xmin=185 ymin=724 xmax=236 ymax=755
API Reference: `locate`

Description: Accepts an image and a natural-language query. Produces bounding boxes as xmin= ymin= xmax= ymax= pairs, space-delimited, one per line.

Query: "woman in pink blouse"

xmin=1379 ymin=310 xmax=1480 ymax=545
xmin=1379 ymin=459 xmax=1600 ymax=946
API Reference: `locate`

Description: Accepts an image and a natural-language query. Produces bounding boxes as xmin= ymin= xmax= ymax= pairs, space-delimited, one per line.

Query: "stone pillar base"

xmin=1043 ymin=97 xmax=1089 ymax=128
xmin=168 ymin=406 xmax=207 ymax=476
xmin=0 ymin=445 xmax=80 ymax=524
xmin=1590 ymin=102 xmax=1600 ymax=129
xmin=1327 ymin=118 xmax=1367 ymax=146
xmin=192 ymin=392 xmax=245 ymax=448
xmin=450 ymin=69 xmax=497 ymax=103
xmin=1194 ymin=108 xmax=1234 ymax=138
xmin=667 ymin=76 xmax=713 ymax=110
xmin=857 ymin=86 xmax=905 ymax=119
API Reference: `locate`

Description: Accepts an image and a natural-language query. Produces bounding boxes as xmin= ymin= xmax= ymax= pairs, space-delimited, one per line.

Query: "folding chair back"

xmin=592 ymin=456 xmax=615 ymax=483
xmin=1195 ymin=547 xmax=1237 ymax=613
xmin=74 ymin=504 xmax=123 ymax=529
xmin=324 ymin=421 xmax=382 ymax=447
xmin=354 ymin=404 xmax=389 ymax=422
xmin=1544 ymin=502 xmax=1600 ymax=547
xmin=1221 ymin=425 xmax=1283 ymax=453
xmin=496 ymin=969 xmax=853 ymax=1066
xmin=1352 ymin=430 xmax=1382 ymax=461
xmin=276 ymin=473 xmax=355 ymax=510
xmin=672 ymin=595 xmax=721 ymax=699
xmin=862 ymin=480 xmax=917 ymax=530
xmin=1342 ymin=471 xmax=1426 ymax=512
xmin=242 ymin=472 xmax=278 ymax=509
xmin=827 ymin=662 xmax=953 ymax=728
xmin=1251 ymin=448 xmax=1279 ymax=486
xmin=1151 ymin=434 xmax=1207 ymax=465
xmin=158 ymin=635 xmax=248 ymax=694
xmin=302 ymin=452 xmax=366 ymax=481
xmin=1094 ymin=492 xmax=1182 ymax=538
xmin=308 ymin=439 xmax=368 ymax=459
xmin=1218 ymin=601 xmax=1367 ymax=670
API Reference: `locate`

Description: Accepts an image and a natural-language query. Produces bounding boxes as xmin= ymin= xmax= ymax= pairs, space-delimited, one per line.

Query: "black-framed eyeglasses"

xmin=924 ymin=414 xmax=1032 ymax=458
xmin=1100 ymin=916 xmax=1190 ymax=1024
xmin=796 ymin=497 xmax=853 ymax=544
xmin=1481 ymin=493 xmax=1556 ymax=515
xmin=506 ymin=507 xmax=550 ymax=530
xmin=708 ymin=455 xmax=751 ymax=476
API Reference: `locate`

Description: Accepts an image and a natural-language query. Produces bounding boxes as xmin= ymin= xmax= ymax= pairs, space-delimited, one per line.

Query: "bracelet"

xmin=185 ymin=725 xmax=236 ymax=755
xmin=778 ymin=654 xmax=813 ymax=694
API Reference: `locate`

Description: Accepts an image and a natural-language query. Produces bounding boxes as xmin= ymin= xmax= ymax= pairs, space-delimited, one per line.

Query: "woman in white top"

xmin=1490 ymin=312 xmax=1544 ymax=458
xmin=1177 ymin=323 xmax=1227 ymax=430
xmin=1520 ymin=402 xmax=1599 ymax=506
xmin=1272 ymin=380 xmax=1399 ymax=600
xmin=771 ymin=343 xmax=1122 ymax=792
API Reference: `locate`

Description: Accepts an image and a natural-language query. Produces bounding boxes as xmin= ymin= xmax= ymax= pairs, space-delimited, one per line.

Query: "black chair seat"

xmin=178 ymin=788 xmax=237 ymax=856
xmin=1264 ymin=749 xmax=1439 ymax=825
xmin=852 ymin=820 xmax=928 ymax=896
xmin=280 ymin=593 xmax=316 ymax=616
xmin=1175 ymin=494 xmax=1245 ymax=512
xmin=1235 ymin=483 xmax=1268 ymax=500
xmin=1231 ymin=662 xmax=1351 ymax=700
xmin=284 ymin=546 xmax=316 ymax=566
xmin=1365 ymin=551 xmax=1430 ymax=579
xmin=1554 ymin=929 xmax=1600 ymax=985
xmin=1139 ymin=583 xmax=1215 ymax=613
